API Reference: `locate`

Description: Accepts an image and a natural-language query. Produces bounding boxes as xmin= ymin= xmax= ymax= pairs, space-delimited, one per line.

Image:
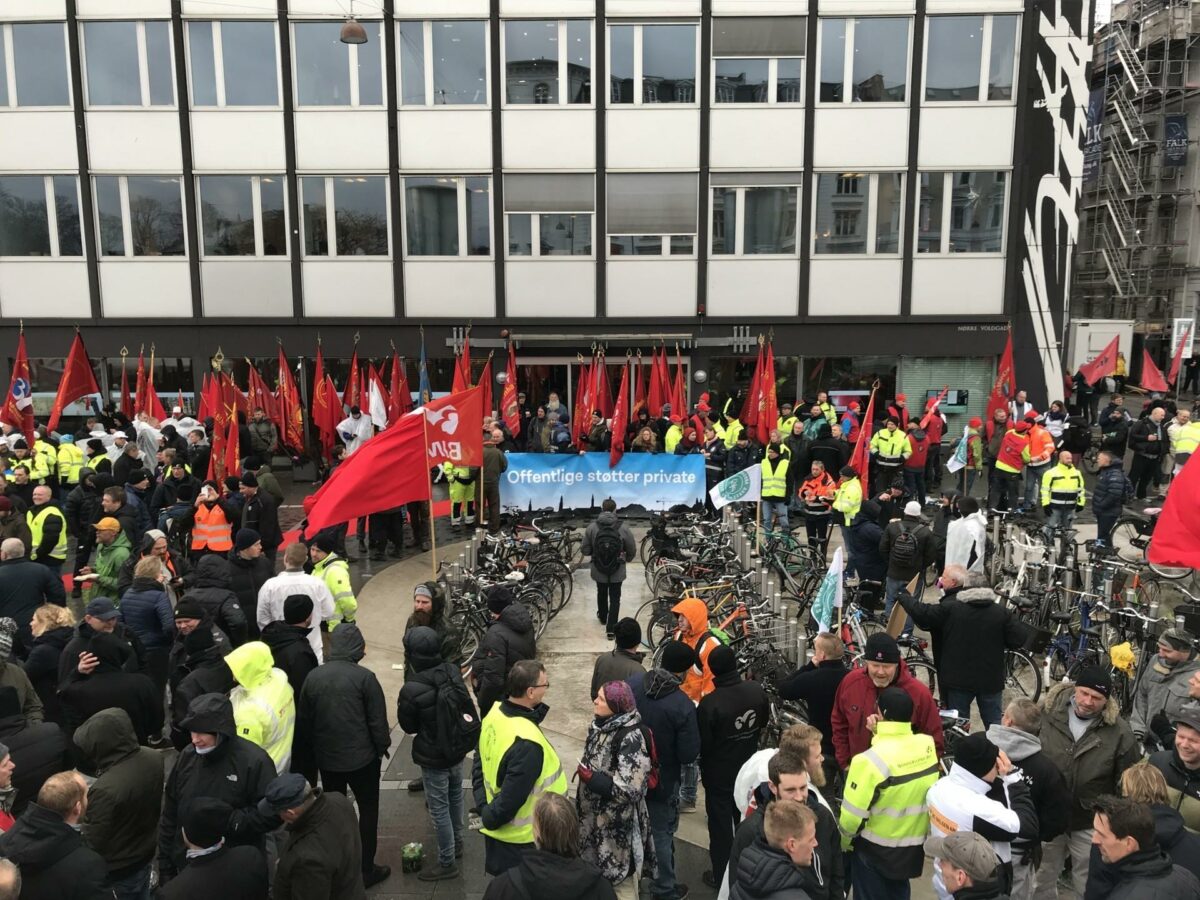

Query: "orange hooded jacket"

xmin=671 ymin=597 xmax=722 ymax=703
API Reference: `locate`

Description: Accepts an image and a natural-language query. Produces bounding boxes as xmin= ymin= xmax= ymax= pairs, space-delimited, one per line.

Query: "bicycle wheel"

xmin=448 ymin=611 xmax=481 ymax=664
xmin=905 ymin=659 xmax=940 ymax=704
xmin=1082 ymin=448 xmax=1100 ymax=475
xmin=1110 ymin=516 xmax=1147 ymax=565
xmin=646 ymin=607 xmax=677 ymax=650
xmin=1003 ymin=648 xmax=1042 ymax=702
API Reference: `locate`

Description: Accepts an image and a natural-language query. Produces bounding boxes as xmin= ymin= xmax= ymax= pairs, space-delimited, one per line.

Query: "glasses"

xmin=533 ymin=681 xmax=550 ymax=689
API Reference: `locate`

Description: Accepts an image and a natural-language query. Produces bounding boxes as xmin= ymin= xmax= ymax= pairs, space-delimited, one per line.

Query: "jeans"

xmin=903 ymin=469 xmax=926 ymax=505
xmin=1032 ymin=829 xmax=1094 ymax=900
xmin=705 ymin=784 xmax=739 ymax=881
xmin=680 ymin=762 xmax=698 ymax=804
xmin=647 ymin=792 xmax=681 ymax=897
xmin=884 ymin=575 xmax=924 ymax=636
xmin=597 ymin=582 xmax=624 ymax=632
xmin=321 ymin=758 xmax=382 ymax=874
xmin=1025 ymin=463 xmax=1050 ymax=508
xmin=762 ymin=500 xmax=789 ymax=531
xmin=1010 ymin=851 xmax=1035 ymax=900
xmin=421 ymin=763 xmax=464 ymax=867
xmin=851 ymin=852 xmax=911 ymax=900
xmin=1042 ymin=507 xmax=1076 ymax=543
xmin=943 ymin=689 xmax=1004 ymax=729
xmin=110 ymin=862 xmax=151 ymax=900
xmin=1095 ymin=511 xmax=1118 ymax=545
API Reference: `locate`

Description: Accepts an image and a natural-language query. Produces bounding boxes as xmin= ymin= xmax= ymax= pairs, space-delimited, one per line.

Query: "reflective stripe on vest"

xmin=28 ymin=506 xmax=68 ymax=560
xmin=316 ymin=556 xmax=356 ymax=623
xmin=760 ymin=457 xmax=789 ymax=499
xmin=872 ymin=432 xmax=907 ymax=466
xmin=1042 ymin=466 xmax=1084 ymax=507
xmin=838 ymin=725 xmax=940 ymax=853
xmin=57 ymin=444 xmax=85 ymax=484
xmin=479 ymin=706 xmax=568 ymax=844
xmin=191 ymin=504 xmax=233 ymax=551
xmin=231 ymin=675 xmax=296 ymax=774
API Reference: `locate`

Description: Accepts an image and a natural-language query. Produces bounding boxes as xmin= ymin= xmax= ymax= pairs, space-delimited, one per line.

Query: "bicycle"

xmin=1110 ymin=506 xmax=1194 ymax=581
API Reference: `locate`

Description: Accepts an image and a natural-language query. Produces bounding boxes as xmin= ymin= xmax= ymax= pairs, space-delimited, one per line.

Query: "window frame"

xmin=606 ymin=21 xmax=701 ymax=107
xmin=196 ymin=174 xmax=289 ymax=259
xmin=92 ymin=174 xmax=187 ymax=259
xmin=299 ymin=174 xmax=392 ymax=259
xmin=80 ymin=19 xmax=177 ymax=109
xmin=184 ymin=19 xmax=282 ymax=109
xmin=396 ymin=19 xmax=491 ymax=108
xmin=811 ymin=171 xmax=906 ymax=256
xmin=816 ymin=16 xmax=912 ymax=107
xmin=290 ymin=20 xmax=386 ymax=109
xmin=922 ymin=14 xmax=1021 ymax=104
xmin=914 ymin=170 xmax=1009 ymax=255
xmin=0 ymin=175 xmax=83 ymax=259
xmin=0 ymin=22 xmax=73 ymax=109
xmin=400 ymin=175 xmax=492 ymax=260
xmin=500 ymin=19 xmax=593 ymax=108
xmin=709 ymin=17 xmax=806 ymax=107
xmin=708 ymin=180 xmax=801 ymax=258
xmin=505 ymin=211 xmax=595 ymax=259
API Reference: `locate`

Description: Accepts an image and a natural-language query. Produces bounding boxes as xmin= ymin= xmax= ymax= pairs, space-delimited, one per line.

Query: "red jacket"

xmin=830 ymin=659 xmax=945 ymax=768
xmin=904 ymin=432 xmax=929 ymax=470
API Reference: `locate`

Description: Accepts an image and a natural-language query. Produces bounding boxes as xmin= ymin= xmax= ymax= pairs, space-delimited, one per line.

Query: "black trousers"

xmin=1128 ymin=454 xmax=1160 ymax=499
xmin=406 ymin=500 xmax=428 ymax=546
xmin=804 ymin=514 xmax=831 ymax=561
xmin=704 ymin=784 xmax=739 ymax=881
xmin=482 ymin=486 xmax=502 ymax=533
xmin=321 ymin=758 xmax=382 ymax=874
xmin=1184 ymin=369 xmax=1199 ymax=394
xmin=596 ymin=582 xmax=623 ymax=631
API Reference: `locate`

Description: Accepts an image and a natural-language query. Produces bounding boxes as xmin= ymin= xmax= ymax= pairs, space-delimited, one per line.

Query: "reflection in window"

xmin=398 ymin=21 xmax=425 ymax=105
xmin=916 ymin=172 xmax=944 ymax=252
xmin=0 ymin=177 xmax=50 ymax=256
xmin=610 ymin=23 xmax=696 ymax=104
xmin=506 ymin=21 xmax=560 ymax=104
xmin=54 ymin=177 xmax=82 ymax=257
xmin=712 ymin=17 xmax=806 ymax=105
xmin=433 ymin=21 xmax=488 ymax=104
xmin=988 ymin=16 xmax=1019 ymax=100
xmin=715 ymin=59 xmax=768 ymax=103
xmin=0 ymin=35 xmax=7 ymax=106
xmin=189 ymin=21 xmax=278 ymax=107
xmin=404 ymin=176 xmax=491 ymax=258
xmin=539 ymin=214 xmax=591 ymax=255
xmin=950 ymin=172 xmax=1006 ymax=252
xmin=777 ymin=59 xmax=803 ymax=103
xmin=83 ymin=21 xmax=142 ymax=106
xmin=607 ymin=173 xmax=698 ymax=256
xmin=744 ymin=188 xmax=797 ymax=254
xmin=925 ymin=17 xmax=981 ymax=101
xmin=301 ymin=177 xmax=328 ymax=256
xmin=509 ymin=214 xmax=533 ymax=255
xmin=294 ymin=21 xmax=382 ymax=106
xmin=852 ymin=18 xmax=908 ymax=102
xmin=145 ymin=21 xmax=174 ymax=106
xmin=127 ymin=177 xmax=184 ymax=256
xmin=566 ymin=21 xmax=591 ymax=103
xmin=875 ymin=175 xmax=902 ymax=253
xmin=711 ymin=187 xmax=736 ymax=254
xmin=95 ymin=177 xmax=125 ymax=257
xmin=9 ymin=23 xmax=70 ymax=106
xmin=813 ymin=173 xmax=903 ymax=254
xmin=199 ymin=175 xmax=287 ymax=257
xmin=465 ymin=177 xmax=490 ymax=255
xmin=334 ymin=178 xmax=388 ymax=255
xmin=610 ymin=25 xmax=634 ymax=103
xmin=819 ymin=19 xmax=845 ymax=102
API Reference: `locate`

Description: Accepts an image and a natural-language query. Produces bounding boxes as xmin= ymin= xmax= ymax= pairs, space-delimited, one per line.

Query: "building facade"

xmin=0 ymin=0 xmax=1092 ymax=418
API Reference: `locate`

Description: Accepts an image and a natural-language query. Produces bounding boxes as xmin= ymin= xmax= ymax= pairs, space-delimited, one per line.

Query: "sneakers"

xmin=652 ymin=884 xmax=689 ymax=900
xmin=408 ymin=777 xmax=424 ymax=793
xmin=679 ymin=800 xmax=697 ymax=813
xmin=364 ymin=865 xmax=392 ymax=887
xmin=418 ymin=863 xmax=460 ymax=882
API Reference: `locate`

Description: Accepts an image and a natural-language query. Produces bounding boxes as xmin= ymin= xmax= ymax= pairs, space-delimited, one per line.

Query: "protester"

xmin=166 ymin=629 xmax=234 ymax=751
xmin=57 ymin=597 xmax=145 ymax=685
xmin=155 ymin=797 xmax=270 ymax=900
xmin=0 ymin=686 xmax=66 ymax=816
xmin=470 ymin=585 xmax=536 ymax=717
xmin=226 ymin=640 xmax=295 ymax=775
xmin=729 ymin=800 xmax=819 ymax=900
xmin=80 ymin=515 xmax=132 ymax=598
xmin=590 ymin=617 xmax=646 ymax=700
xmin=20 ymin=604 xmax=74 ymax=726
xmin=186 ymin=555 xmax=248 ymax=648
xmin=1087 ymin=795 xmax=1199 ymax=897
xmin=944 ymin=496 xmax=986 ymax=573
xmin=261 ymin=595 xmax=319 ymax=695
xmin=1129 ymin=629 xmax=1199 ymax=749
xmin=777 ymin=632 xmax=849 ymax=777
xmin=923 ymin=831 xmax=1008 ymax=900
xmin=60 ymin=632 xmax=161 ymax=745
xmin=228 ymin=528 xmax=273 ymax=638
xmin=267 ymin=772 xmax=367 ymax=900
xmin=257 ymin=542 xmax=336 ymax=664
xmin=581 ymin=499 xmax=638 ymax=638
xmin=1147 ymin=706 xmax=1200 ymax=830
xmin=118 ymin=555 xmax=175 ymax=715
xmin=0 ymin=539 xmax=65 ymax=659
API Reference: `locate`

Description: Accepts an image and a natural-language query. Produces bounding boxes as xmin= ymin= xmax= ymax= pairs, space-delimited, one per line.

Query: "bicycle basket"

xmin=1177 ymin=603 xmax=1200 ymax=637
xmin=856 ymin=581 xmax=884 ymax=611
xmin=1011 ymin=618 xmax=1052 ymax=656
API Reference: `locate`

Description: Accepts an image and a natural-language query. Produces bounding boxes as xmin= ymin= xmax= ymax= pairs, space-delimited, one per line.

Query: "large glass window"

xmin=609 ymin=23 xmax=697 ymax=105
xmin=397 ymin=20 xmax=488 ymax=105
xmin=188 ymin=20 xmax=279 ymax=107
xmin=712 ymin=17 xmax=805 ymax=105
xmin=198 ymin=175 xmax=287 ymax=257
xmin=403 ymin=176 xmax=491 ymax=258
xmin=0 ymin=177 xmax=50 ymax=256
xmin=925 ymin=15 xmax=1020 ymax=102
xmin=504 ymin=174 xmax=594 ymax=258
xmin=917 ymin=171 xmax=1008 ymax=253
xmin=0 ymin=23 xmax=71 ymax=107
xmin=293 ymin=21 xmax=383 ymax=106
xmin=819 ymin=17 xmax=910 ymax=103
xmin=608 ymin=173 xmax=698 ymax=257
xmin=505 ymin=20 xmax=590 ymax=105
xmin=94 ymin=175 xmax=185 ymax=257
xmin=83 ymin=21 xmax=175 ymax=107
xmin=299 ymin=176 xmax=389 ymax=257
xmin=709 ymin=176 xmax=800 ymax=256
xmin=813 ymin=172 xmax=905 ymax=255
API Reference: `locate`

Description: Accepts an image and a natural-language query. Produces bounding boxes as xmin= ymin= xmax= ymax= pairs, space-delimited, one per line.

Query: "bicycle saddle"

xmin=1081 ymin=626 xmax=1103 ymax=640
xmin=1049 ymin=612 xmax=1073 ymax=623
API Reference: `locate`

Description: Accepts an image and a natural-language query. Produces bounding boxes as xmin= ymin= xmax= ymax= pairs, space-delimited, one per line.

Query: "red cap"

xmin=1024 ymin=410 xmax=1039 ymax=422
xmin=849 ymin=401 xmax=861 ymax=411
xmin=1015 ymin=421 xmax=1031 ymax=433
xmin=895 ymin=394 xmax=907 ymax=402
xmin=969 ymin=417 xmax=983 ymax=428
xmin=669 ymin=414 xmax=681 ymax=424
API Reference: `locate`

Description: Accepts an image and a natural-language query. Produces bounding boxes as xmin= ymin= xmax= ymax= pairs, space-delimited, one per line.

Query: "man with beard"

xmin=404 ymin=583 xmax=459 ymax=675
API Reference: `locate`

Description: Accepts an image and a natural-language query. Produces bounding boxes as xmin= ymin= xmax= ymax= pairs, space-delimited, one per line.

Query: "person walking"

xmin=582 ymin=499 xmax=637 ymax=638
xmin=155 ymin=798 xmax=269 ymax=900
xmin=257 ymin=542 xmax=336 ymax=664
xmin=880 ymin=501 xmax=936 ymax=635
xmin=266 ymin=773 xmax=367 ymax=900
xmin=297 ymin=624 xmax=391 ymax=887
xmin=470 ymin=586 xmax=536 ymax=717
xmin=1088 ymin=796 xmax=1199 ymax=898
xmin=1128 ymin=407 xmax=1168 ymax=500
xmin=590 ymin=618 xmax=645 ymax=701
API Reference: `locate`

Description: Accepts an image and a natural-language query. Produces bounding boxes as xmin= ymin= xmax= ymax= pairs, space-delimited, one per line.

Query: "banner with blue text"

xmin=499 ymin=453 xmax=706 ymax=512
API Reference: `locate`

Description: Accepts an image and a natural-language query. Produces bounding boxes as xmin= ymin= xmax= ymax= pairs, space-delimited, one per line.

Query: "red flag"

xmin=1140 ymin=348 xmax=1170 ymax=393
xmin=207 ymin=411 xmax=225 ymax=482
xmin=176 ymin=389 xmax=184 ymax=414
xmin=276 ymin=346 xmax=305 ymax=452
xmin=633 ymin=353 xmax=647 ymax=418
xmin=342 ymin=348 xmax=361 ymax=410
xmin=647 ymin=348 xmax=665 ymax=417
xmin=47 ymin=332 xmax=100 ymax=432
xmin=501 ymin=344 xmax=520 ymax=437
xmin=986 ymin=331 xmax=1015 ymax=427
xmin=1148 ymin=454 xmax=1200 ymax=568
xmin=656 ymin=349 xmax=673 ymax=414
xmin=610 ymin=362 xmax=631 ymax=468
xmin=1078 ymin=335 xmax=1120 ymax=386
xmin=756 ymin=343 xmax=778 ymax=446
xmin=219 ymin=373 xmax=246 ymax=424
xmin=741 ymin=344 xmax=764 ymax=427
xmin=573 ymin=361 xmax=593 ymax=447
xmin=245 ymin=362 xmax=277 ymax=421
xmin=312 ymin=375 xmax=339 ymax=454
xmin=1 ymin=333 xmax=35 ymax=446
xmin=223 ymin=413 xmax=240 ymax=479
xmin=596 ymin=360 xmax=614 ymax=419
xmin=452 ymin=334 xmax=472 ymax=394
xmin=313 ymin=343 xmax=326 ymax=398
xmin=849 ymin=389 xmax=877 ymax=485
xmin=920 ymin=386 xmax=949 ymax=431
xmin=365 ymin=362 xmax=389 ymax=428
xmin=478 ymin=355 xmax=494 ymax=422
xmin=144 ymin=352 xmax=167 ymax=422
xmin=197 ymin=374 xmax=211 ymax=421
xmin=119 ymin=358 xmax=133 ymax=420
xmin=304 ymin=386 xmax=485 ymax=536
xmin=1169 ymin=326 xmax=1192 ymax=385
xmin=134 ymin=350 xmax=148 ymax=417
xmin=672 ymin=348 xmax=686 ymax=415
xmin=387 ymin=351 xmax=412 ymax=423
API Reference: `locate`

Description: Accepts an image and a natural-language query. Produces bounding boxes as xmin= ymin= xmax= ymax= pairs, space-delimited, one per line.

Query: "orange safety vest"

xmin=191 ymin=503 xmax=233 ymax=552
xmin=1025 ymin=426 xmax=1055 ymax=466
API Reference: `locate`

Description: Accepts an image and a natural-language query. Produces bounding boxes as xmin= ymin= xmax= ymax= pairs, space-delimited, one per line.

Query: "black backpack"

xmin=433 ymin=666 xmax=481 ymax=761
xmin=592 ymin=520 xmax=625 ymax=576
xmin=610 ymin=723 xmax=660 ymax=791
xmin=890 ymin=522 xmax=921 ymax=569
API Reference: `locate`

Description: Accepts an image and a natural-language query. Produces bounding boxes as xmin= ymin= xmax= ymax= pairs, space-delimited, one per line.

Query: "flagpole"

xmin=420 ymin=410 xmax=438 ymax=578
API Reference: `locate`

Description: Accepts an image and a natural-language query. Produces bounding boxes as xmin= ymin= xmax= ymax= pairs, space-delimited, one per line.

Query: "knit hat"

xmin=128 ymin=469 xmax=151 ymax=486
xmin=0 ymin=619 xmax=15 ymax=661
xmin=234 ymin=529 xmax=260 ymax=553
xmin=174 ymin=599 xmax=205 ymax=621
xmin=903 ymin=501 xmax=923 ymax=517
xmin=863 ymin=633 xmax=900 ymax=665
xmin=284 ymin=595 xmax=314 ymax=625
xmin=1075 ymin=665 xmax=1112 ymax=698
xmin=0 ymin=741 xmax=10 ymax=764
xmin=413 ymin=584 xmax=434 ymax=600
xmin=486 ymin=585 xmax=515 ymax=614
xmin=659 ymin=640 xmax=696 ymax=675
xmin=183 ymin=798 xmax=232 ymax=849
xmin=877 ymin=686 xmax=913 ymax=722
xmin=312 ymin=533 xmax=336 ymax=554
xmin=600 ymin=680 xmax=636 ymax=716
xmin=952 ymin=732 xmax=1001 ymax=779
xmin=240 ymin=472 xmax=258 ymax=488
xmin=707 ymin=645 xmax=738 ymax=677
xmin=968 ymin=417 xmax=983 ymax=428
xmin=1158 ymin=628 xmax=1193 ymax=652
xmin=895 ymin=394 xmax=907 ymax=402
xmin=10 ymin=439 xmax=25 ymax=451
xmin=613 ymin=617 xmax=641 ymax=651
xmin=1024 ymin=410 xmax=1039 ymax=422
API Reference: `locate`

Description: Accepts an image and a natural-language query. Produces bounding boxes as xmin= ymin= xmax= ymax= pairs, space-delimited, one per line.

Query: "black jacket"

xmin=472 ymin=603 xmax=536 ymax=716
xmin=240 ymin=490 xmax=282 ymax=551
xmin=628 ymin=669 xmax=700 ymax=801
xmin=778 ymin=660 xmax=849 ymax=755
xmin=471 ymin=700 xmax=553 ymax=832
xmin=62 ymin=469 xmax=101 ymax=537
xmin=60 ymin=635 xmax=163 ymax=745
xmin=397 ymin=625 xmax=472 ymax=769
xmin=1093 ymin=460 xmax=1134 ymax=517
xmin=58 ymin=619 xmax=146 ymax=687
xmin=730 ymin=789 xmax=841 ymax=900
xmin=297 ymin=625 xmax=389 ymax=773
xmin=185 ymin=555 xmax=248 ymax=646
xmin=150 ymin=473 xmax=198 ymax=518
xmin=590 ymin=648 xmax=646 ymax=702
xmin=1092 ymin=846 xmax=1200 ymax=900
xmin=21 ymin=625 xmax=73 ymax=726
xmin=1129 ymin=418 xmax=1167 ymax=459
xmin=167 ymin=614 xmax=230 ymax=689
xmin=1148 ymin=747 xmax=1200 ymax=827
xmin=726 ymin=443 xmax=763 ymax=478
xmin=402 ymin=583 xmax=461 ymax=673
xmin=880 ymin=515 xmax=937 ymax=581
xmin=0 ymin=710 xmax=67 ymax=815
xmin=261 ymin=621 xmax=318 ymax=696
xmin=985 ymin=724 xmax=1070 ymax=844
xmin=157 ymin=693 xmax=279 ymax=878
xmin=899 ymin=587 xmax=1024 ymax=694
xmin=845 ymin=504 xmax=887 ymax=582
xmin=167 ymin=644 xmax=234 ymax=751
xmin=729 ymin=833 xmax=814 ymax=900
xmin=481 ymin=849 xmax=617 ymax=900
xmin=698 ymin=670 xmax=770 ymax=791
xmin=154 ymin=844 xmax=269 ymax=900
xmin=808 ymin=436 xmax=850 ymax=478
xmin=1085 ymin=805 xmax=1200 ymax=899
xmin=273 ymin=789 xmax=365 ymax=900
xmin=74 ymin=707 xmax=164 ymax=877
xmin=0 ymin=558 xmax=65 ymax=651
xmin=227 ymin=550 xmax=274 ymax=639
xmin=0 ymin=802 xmax=110 ymax=900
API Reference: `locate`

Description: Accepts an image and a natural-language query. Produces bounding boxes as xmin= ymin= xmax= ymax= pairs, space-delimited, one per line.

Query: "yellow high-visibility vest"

xmin=478 ymin=705 xmax=567 ymax=845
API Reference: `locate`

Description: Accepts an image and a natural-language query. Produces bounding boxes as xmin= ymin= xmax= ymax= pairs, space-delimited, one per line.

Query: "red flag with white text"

xmin=985 ymin=331 xmax=1015 ymax=427
xmin=1 ymin=334 xmax=35 ymax=446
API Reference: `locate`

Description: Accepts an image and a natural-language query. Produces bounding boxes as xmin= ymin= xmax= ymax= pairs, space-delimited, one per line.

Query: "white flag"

xmin=367 ymin=377 xmax=388 ymax=429
xmin=946 ymin=425 xmax=970 ymax=473
xmin=709 ymin=465 xmax=762 ymax=510
xmin=811 ymin=547 xmax=844 ymax=633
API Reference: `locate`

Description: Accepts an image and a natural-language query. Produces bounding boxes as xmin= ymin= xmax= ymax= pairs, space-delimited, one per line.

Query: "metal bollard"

xmin=760 ymin=566 xmax=770 ymax=600
xmin=1079 ymin=564 xmax=1094 ymax=597
xmin=795 ymin=629 xmax=808 ymax=668
xmin=739 ymin=533 xmax=752 ymax=570
xmin=770 ymin=587 xmax=781 ymax=617
xmin=1062 ymin=567 xmax=1075 ymax=597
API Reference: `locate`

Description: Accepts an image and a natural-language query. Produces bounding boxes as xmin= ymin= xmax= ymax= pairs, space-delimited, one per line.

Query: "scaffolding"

xmin=1073 ymin=0 xmax=1200 ymax=336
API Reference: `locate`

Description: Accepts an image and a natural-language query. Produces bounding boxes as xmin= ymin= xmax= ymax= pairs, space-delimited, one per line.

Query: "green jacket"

xmin=94 ymin=531 xmax=133 ymax=597
xmin=255 ymin=466 xmax=285 ymax=507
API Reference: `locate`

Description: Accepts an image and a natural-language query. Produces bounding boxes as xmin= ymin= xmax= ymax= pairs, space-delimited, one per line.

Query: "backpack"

xmin=433 ymin=666 xmax=481 ymax=762
xmin=610 ymin=723 xmax=660 ymax=791
xmin=592 ymin=520 xmax=625 ymax=576
xmin=889 ymin=522 xmax=921 ymax=569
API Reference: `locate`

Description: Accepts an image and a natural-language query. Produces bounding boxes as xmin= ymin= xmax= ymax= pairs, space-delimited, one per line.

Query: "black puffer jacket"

xmin=1085 ymin=804 xmax=1200 ymax=899
xmin=1093 ymin=459 xmax=1134 ymax=517
xmin=168 ymin=642 xmax=234 ymax=751
xmin=297 ymin=625 xmax=389 ymax=773
xmin=471 ymin=602 xmax=536 ymax=716
xmin=397 ymin=625 xmax=472 ymax=769
xmin=729 ymin=788 xmax=842 ymax=900
xmin=1129 ymin=418 xmax=1167 ymax=459
xmin=227 ymin=550 xmax=274 ymax=639
xmin=482 ymin=849 xmax=616 ymax=900
xmin=167 ymin=612 xmax=230 ymax=686
xmin=845 ymin=503 xmax=887 ymax=582
xmin=1097 ymin=846 xmax=1200 ymax=899
xmin=62 ymin=467 xmax=101 ymax=538
xmin=157 ymin=693 xmax=279 ymax=879
xmin=0 ymin=698 xmax=67 ymax=815
xmin=0 ymin=801 xmax=109 ymax=900
xmin=698 ymin=670 xmax=769 ymax=791
xmin=59 ymin=633 xmax=162 ymax=744
xmin=119 ymin=576 xmax=175 ymax=652
xmin=261 ymin=621 xmax=318 ymax=695
xmin=21 ymin=625 xmax=73 ymax=726
xmin=58 ymin=619 xmax=146 ymax=686
xmin=730 ymin=833 xmax=814 ymax=900
xmin=186 ymin=555 xmax=248 ymax=646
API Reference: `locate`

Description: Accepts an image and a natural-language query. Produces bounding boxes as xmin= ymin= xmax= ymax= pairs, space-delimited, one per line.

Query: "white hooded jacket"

xmin=926 ymin=763 xmax=1022 ymax=900
xmin=945 ymin=510 xmax=987 ymax=573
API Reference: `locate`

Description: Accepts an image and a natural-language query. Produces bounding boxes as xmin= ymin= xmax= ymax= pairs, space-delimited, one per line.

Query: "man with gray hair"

xmin=0 ymin=538 xmax=65 ymax=657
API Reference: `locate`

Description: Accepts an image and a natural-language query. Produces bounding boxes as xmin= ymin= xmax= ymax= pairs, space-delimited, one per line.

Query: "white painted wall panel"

xmin=99 ymin=260 xmax=192 ymax=316
xmin=86 ymin=112 xmax=183 ymax=173
xmin=506 ymin=260 xmax=594 ymax=317
xmin=0 ymin=113 xmax=77 ymax=171
xmin=502 ymin=109 xmax=594 ymax=171
xmin=911 ymin=256 xmax=1005 ymax=315
xmin=608 ymin=109 xmax=699 ymax=171
xmin=808 ymin=258 xmax=901 ymax=315
xmin=607 ymin=260 xmax=696 ymax=317
xmin=917 ymin=106 xmax=1015 ymax=169
xmin=712 ymin=1 xmax=808 ymax=13
xmin=500 ymin=0 xmax=595 ymax=16
xmin=182 ymin=0 xmax=275 ymax=14
xmin=287 ymin=1 xmax=373 ymax=17
xmin=710 ymin=109 xmax=805 ymax=171
xmin=813 ymin=107 xmax=908 ymax=169
xmin=294 ymin=111 xmax=388 ymax=171
xmin=926 ymin=0 xmax=1022 ymax=12
xmin=191 ymin=112 xmax=287 ymax=172
xmin=817 ymin=0 xmax=914 ymax=13
xmin=707 ymin=259 xmax=798 ymax=317
xmin=404 ymin=260 xmax=495 ymax=317
xmin=201 ymin=260 xmax=293 ymax=317
xmin=301 ymin=260 xmax=392 ymax=316
xmin=607 ymin=0 xmax=700 ymax=15
xmin=0 ymin=262 xmax=90 ymax=318
xmin=396 ymin=0 xmax=489 ymax=16
xmin=0 ymin=2 xmax=65 ymax=20
xmin=77 ymin=0 xmax=169 ymax=18
xmin=400 ymin=111 xmax=492 ymax=172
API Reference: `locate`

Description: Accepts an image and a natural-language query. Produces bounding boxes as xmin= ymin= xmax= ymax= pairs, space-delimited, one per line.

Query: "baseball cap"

xmin=93 ymin=517 xmax=121 ymax=532
xmin=258 ymin=773 xmax=310 ymax=816
xmin=1171 ymin=706 xmax=1200 ymax=734
xmin=85 ymin=598 xmax=120 ymax=621
xmin=924 ymin=832 xmax=1000 ymax=883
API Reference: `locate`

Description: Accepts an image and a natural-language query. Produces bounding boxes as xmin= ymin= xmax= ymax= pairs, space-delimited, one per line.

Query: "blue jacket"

xmin=628 ymin=668 xmax=700 ymax=801
xmin=119 ymin=578 xmax=176 ymax=651
xmin=845 ymin=507 xmax=887 ymax=582
xmin=1092 ymin=460 xmax=1133 ymax=517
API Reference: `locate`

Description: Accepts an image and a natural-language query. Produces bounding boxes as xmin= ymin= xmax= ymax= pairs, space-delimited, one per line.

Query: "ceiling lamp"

xmin=340 ymin=2 xmax=368 ymax=44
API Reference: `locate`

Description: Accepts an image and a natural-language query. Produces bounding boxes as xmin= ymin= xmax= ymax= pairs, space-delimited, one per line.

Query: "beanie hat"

xmin=877 ymin=686 xmax=914 ymax=722
xmin=840 ymin=466 xmax=856 ymax=479
xmin=953 ymin=732 xmax=1001 ymax=780
xmin=903 ymin=500 xmax=923 ymax=517
xmin=487 ymin=585 xmax=514 ymax=614
xmin=969 ymin=417 xmax=983 ymax=428
xmin=312 ymin=532 xmax=336 ymax=554
xmin=174 ymin=599 xmax=205 ymax=621
xmin=659 ymin=640 xmax=696 ymax=674
xmin=0 ymin=498 xmax=10 ymax=512
xmin=863 ymin=633 xmax=900 ymax=665
xmin=707 ymin=645 xmax=738 ymax=678
xmin=176 ymin=484 xmax=195 ymax=502
xmin=10 ymin=439 xmax=25 ymax=450
xmin=413 ymin=584 xmax=434 ymax=600
xmin=284 ymin=595 xmax=314 ymax=625
xmin=240 ymin=472 xmax=258 ymax=488
xmin=183 ymin=798 xmax=232 ymax=849
xmin=613 ymin=617 xmax=641 ymax=651
xmin=1075 ymin=665 xmax=1112 ymax=698
xmin=1159 ymin=628 xmax=1193 ymax=652
xmin=234 ymin=528 xmax=260 ymax=553
xmin=600 ymin=680 xmax=636 ymax=716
